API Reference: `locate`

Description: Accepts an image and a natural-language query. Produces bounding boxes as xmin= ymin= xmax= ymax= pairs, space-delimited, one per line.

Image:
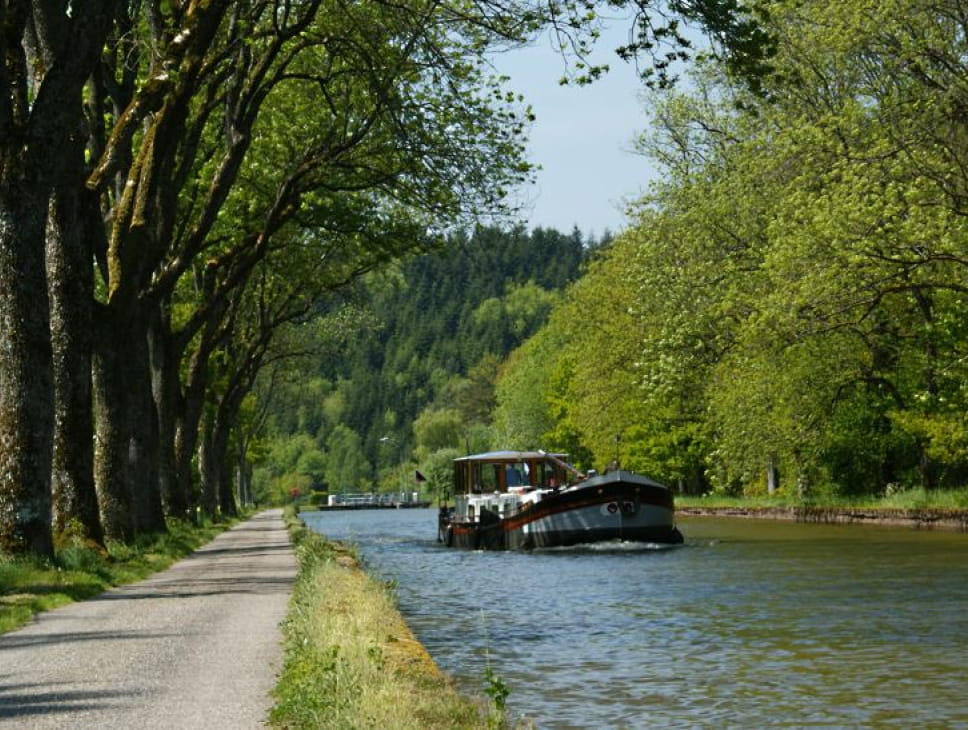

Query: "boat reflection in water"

xmin=438 ymin=450 xmax=683 ymax=550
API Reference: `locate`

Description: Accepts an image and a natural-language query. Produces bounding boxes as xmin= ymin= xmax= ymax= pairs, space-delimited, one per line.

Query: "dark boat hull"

xmin=442 ymin=471 xmax=683 ymax=550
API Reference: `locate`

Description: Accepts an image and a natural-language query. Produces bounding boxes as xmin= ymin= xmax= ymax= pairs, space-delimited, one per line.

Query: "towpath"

xmin=0 ymin=509 xmax=297 ymax=729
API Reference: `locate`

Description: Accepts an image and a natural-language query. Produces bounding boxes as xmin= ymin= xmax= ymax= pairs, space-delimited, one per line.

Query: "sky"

xmin=491 ymin=21 xmax=660 ymax=240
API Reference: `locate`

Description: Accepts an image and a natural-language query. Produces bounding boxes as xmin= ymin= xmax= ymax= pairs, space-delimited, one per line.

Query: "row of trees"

xmin=1 ymin=1 xmax=770 ymax=555
xmin=0 ymin=0 xmax=546 ymax=557
xmin=496 ymin=0 xmax=968 ymax=498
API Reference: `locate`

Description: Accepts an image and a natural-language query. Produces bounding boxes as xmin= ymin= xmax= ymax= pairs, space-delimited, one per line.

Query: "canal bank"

xmin=271 ymin=508 xmax=502 ymax=729
xmin=678 ymin=505 xmax=968 ymax=531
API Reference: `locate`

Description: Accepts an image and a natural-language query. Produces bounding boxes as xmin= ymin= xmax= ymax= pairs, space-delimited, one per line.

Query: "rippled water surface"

xmin=301 ymin=509 xmax=968 ymax=728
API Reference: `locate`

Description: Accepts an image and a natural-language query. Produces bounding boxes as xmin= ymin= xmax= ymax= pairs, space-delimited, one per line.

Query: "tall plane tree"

xmin=0 ymin=4 xmax=115 ymax=556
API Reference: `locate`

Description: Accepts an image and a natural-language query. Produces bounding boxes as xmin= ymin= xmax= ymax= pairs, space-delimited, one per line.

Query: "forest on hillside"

xmin=258 ymin=1 xmax=968 ymax=506
xmin=251 ymin=225 xmax=594 ymax=503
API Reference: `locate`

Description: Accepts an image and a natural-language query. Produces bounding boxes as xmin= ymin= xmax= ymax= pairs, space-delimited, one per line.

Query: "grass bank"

xmin=0 ymin=517 xmax=235 ymax=635
xmin=271 ymin=508 xmax=510 ymax=730
xmin=678 ymin=486 xmax=968 ymax=511
xmin=677 ymin=487 xmax=968 ymax=530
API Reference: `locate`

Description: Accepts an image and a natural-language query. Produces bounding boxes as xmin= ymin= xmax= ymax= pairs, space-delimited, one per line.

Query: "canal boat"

xmin=438 ymin=450 xmax=683 ymax=549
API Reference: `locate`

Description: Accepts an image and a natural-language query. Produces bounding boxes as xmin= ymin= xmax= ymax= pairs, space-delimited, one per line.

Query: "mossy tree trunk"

xmin=0 ymin=183 xmax=55 ymax=558
xmin=212 ymin=394 xmax=242 ymax=518
xmin=150 ymin=307 xmax=191 ymax=519
xmin=47 ymin=156 xmax=103 ymax=545
xmin=92 ymin=305 xmax=134 ymax=542
xmin=128 ymin=324 xmax=166 ymax=533
xmin=0 ymin=2 xmax=115 ymax=557
xmin=198 ymin=407 xmax=220 ymax=520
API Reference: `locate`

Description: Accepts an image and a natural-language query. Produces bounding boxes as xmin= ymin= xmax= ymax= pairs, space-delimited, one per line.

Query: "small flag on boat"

xmin=415 ymin=470 xmax=427 ymax=483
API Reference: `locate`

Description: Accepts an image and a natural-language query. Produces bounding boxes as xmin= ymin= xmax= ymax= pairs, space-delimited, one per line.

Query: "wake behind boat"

xmin=438 ymin=450 xmax=683 ymax=550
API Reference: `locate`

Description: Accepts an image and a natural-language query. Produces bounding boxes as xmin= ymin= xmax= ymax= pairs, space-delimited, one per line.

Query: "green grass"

xmin=874 ymin=486 xmax=968 ymax=510
xmin=271 ymin=508 xmax=522 ymax=730
xmin=677 ymin=486 xmax=968 ymax=512
xmin=0 ymin=517 xmax=236 ymax=635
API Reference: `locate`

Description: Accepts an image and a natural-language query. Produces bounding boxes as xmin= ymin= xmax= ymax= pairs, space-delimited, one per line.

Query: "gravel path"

xmin=0 ymin=509 xmax=297 ymax=729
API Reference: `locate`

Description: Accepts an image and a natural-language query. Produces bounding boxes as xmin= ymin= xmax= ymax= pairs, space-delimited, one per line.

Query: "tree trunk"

xmin=0 ymin=1 xmax=118 ymax=557
xmin=212 ymin=409 xmax=238 ymax=518
xmin=47 ymin=169 xmax=103 ymax=544
xmin=218 ymin=456 xmax=237 ymax=517
xmin=199 ymin=411 xmax=238 ymax=519
xmin=174 ymin=337 xmax=217 ymax=518
xmin=149 ymin=308 xmax=191 ymax=519
xmin=92 ymin=307 xmax=134 ymax=542
xmin=236 ymin=429 xmax=253 ymax=508
xmin=766 ymin=456 xmax=778 ymax=496
xmin=175 ymin=376 xmax=207 ymax=517
xmin=913 ymin=290 xmax=939 ymax=490
xmin=918 ymin=446 xmax=937 ymax=492
xmin=128 ymin=325 xmax=166 ymax=533
xmin=198 ymin=408 xmax=220 ymax=519
xmin=173 ymin=413 xmax=200 ymax=520
xmin=0 ymin=188 xmax=55 ymax=558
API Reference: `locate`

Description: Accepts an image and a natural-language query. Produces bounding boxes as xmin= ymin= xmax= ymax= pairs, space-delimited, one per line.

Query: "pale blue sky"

xmin=492 ymin=21 xmax=659 ymax=240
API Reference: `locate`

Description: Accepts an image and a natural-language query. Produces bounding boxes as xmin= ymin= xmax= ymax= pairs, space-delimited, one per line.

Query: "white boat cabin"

xmin=451 ymin=450 xmax=577 ymax=522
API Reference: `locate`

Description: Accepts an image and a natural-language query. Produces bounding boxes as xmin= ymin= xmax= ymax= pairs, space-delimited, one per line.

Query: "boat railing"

xmin=455 ymin=492 xmax=532 ymax=522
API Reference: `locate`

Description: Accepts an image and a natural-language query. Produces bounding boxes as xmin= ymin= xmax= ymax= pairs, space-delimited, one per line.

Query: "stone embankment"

xmin=678 ymin=506 xmax=968 ymax=531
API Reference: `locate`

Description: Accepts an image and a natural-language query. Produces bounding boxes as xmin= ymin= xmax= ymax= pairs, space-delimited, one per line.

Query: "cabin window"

xmin=504 ymin=461 xmax=530 ymax=489
xmin=535 ymin=462 xmax=561 ymax=487
xmin=455 ymin=463 xmax=469 ymax=494
xmin=480 ymin=463 xmax=500 ymax=492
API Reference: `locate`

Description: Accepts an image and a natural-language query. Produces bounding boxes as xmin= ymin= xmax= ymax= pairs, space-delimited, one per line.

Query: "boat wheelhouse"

xmin=438 ymin=450 xmax=683 ymax=549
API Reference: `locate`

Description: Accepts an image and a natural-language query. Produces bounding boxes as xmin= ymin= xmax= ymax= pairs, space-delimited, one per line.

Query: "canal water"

xmin=301 ymin=508 xmax=968 ymax=728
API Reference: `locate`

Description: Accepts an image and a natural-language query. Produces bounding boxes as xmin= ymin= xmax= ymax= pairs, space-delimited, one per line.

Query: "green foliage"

xmin=324 ymin=425 xmax=372 ymax=494
xmin=245 ymin=1 xmax=968 ymax=506
xmin=251 ymin=434 xmax=328 ymax=504
xmin=414 ymin=408 xmax=465 ymax=460
xmin=492 ymin=331 xmax=559 ymax=451
xmin=483 ymin=666 xmax=511 ymax=729
xmin=629 ymin=0 xmax=968 ymax=495
xmin=488 ymin=0 xmax=968 ymax=500
xmin=257 ymin=226 xmax=588 ymax=486
xmin=420 ymin=448 xmax=465 ymax=503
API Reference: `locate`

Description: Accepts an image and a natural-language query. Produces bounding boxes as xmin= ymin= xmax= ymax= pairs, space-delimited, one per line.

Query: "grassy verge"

xmin=0 ymin=517 xmax=236 ymax=635
xmin=678 ymin=486 xmax=968 ymax=512
xmin=271 ymin=508 xmax=510 ymax=730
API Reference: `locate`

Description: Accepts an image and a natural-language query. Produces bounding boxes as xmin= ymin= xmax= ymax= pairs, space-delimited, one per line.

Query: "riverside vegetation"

xmin=0 ymin=0 xmax=768 ymax=566
xmin=678 ymin=486 xmax=968 ymax=512
xmin=270 ymin=507 xmax=517 ymax=729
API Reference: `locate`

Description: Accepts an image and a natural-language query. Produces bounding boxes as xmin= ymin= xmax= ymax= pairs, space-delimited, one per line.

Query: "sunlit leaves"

xmin=505 ymin=0 xmax=968 ymax=496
